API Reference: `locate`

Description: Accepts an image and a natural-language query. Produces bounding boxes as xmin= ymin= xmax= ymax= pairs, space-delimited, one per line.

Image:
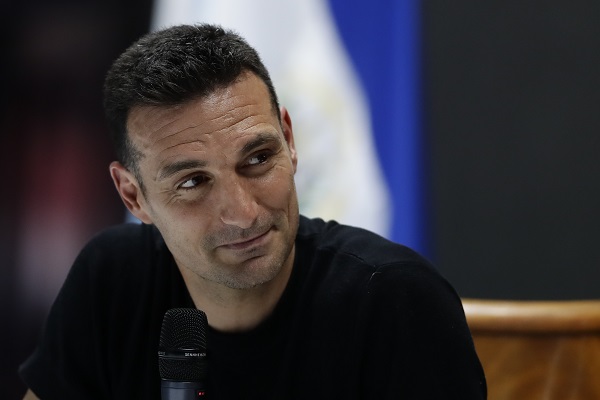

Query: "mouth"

xmin=221 ymin=229 xmax=272 ymax=251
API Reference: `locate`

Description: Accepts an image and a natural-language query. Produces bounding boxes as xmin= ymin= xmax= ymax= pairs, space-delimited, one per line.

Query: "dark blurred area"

xmin=423 ymin=1 xmax=600 ymax=300
xmin=1 ymin=1 xmax=152 ymax=397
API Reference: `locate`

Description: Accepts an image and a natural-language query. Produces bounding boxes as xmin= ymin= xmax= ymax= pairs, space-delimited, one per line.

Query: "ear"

xmin=109 ymin=161 xmax=153 ymax=224
xmin=280 ymin=106 xmax=298 ymax=172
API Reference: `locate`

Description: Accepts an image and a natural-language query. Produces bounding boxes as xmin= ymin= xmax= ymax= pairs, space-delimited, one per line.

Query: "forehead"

xmin=126 ymin=73 xmax=280 ymax=167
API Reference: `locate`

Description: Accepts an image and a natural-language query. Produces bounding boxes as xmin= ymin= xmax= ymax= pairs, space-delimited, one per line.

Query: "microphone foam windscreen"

xmin=159 ymin=308 xmax=208 ymax=381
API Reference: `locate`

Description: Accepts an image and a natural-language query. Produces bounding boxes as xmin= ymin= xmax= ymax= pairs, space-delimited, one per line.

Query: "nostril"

xmin=218 ymin=183 xmax=259 ymax=229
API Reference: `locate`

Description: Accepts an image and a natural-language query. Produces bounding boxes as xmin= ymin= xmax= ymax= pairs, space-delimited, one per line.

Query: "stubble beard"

xmin=199 ymin=213 xmax=295 ymax=290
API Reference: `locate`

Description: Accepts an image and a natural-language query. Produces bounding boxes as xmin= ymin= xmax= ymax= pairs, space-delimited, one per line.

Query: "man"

xmin=20 ymin=24 xmax=486 ymax=399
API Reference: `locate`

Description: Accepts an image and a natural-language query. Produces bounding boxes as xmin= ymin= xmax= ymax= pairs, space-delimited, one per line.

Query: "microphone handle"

xmin=161 ymin=380 xmax=207 ymax=400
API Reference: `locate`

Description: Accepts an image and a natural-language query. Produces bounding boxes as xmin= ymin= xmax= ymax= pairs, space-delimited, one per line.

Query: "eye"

xmin=179 ymin=175 xmax=208 ymax=190
xmin=246 ymin=152 xmax=271 ymax=166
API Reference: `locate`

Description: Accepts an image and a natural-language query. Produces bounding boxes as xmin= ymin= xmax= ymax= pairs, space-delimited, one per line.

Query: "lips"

xmin=221 ymin=229 xmax=271 ymax=251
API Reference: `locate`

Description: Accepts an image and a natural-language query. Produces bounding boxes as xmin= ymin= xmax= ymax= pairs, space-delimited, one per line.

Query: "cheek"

xmin=161 ymin=221 xmax=211 ymax=266
xmin=258 ymin=169 xmax=296 ymax=209
xmin=150 ymin=205 xmax=207 ymax=248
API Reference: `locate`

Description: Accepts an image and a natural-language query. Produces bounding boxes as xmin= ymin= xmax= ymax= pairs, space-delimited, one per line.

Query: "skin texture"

xmin=110 ymin=72 xmax=300 ymax=332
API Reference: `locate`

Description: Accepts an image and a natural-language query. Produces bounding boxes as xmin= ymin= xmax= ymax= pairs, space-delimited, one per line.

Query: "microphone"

xmin=158 ymin=308 xmax=209 ymax=399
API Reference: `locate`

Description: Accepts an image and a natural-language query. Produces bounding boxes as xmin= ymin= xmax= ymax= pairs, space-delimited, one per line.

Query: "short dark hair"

xmin=103 ymin=24 xmax=280 ymax=176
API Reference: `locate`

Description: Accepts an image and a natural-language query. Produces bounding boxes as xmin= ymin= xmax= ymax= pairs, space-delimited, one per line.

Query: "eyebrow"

xmin=157 ymin=159 xmax=207 ymax=181
xmin=240 ymin=132 xmax=282 ymax=155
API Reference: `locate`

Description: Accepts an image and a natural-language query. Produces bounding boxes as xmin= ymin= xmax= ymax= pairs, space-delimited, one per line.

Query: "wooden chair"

xmin=462 ymin=299 xmax=600 ymax=399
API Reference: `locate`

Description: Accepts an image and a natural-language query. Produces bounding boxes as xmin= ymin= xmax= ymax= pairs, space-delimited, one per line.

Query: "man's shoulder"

xmin=87 ymin=222 xmax=158 ymax=246
xmin=81 ymin=223 xmax=161 ymax=257
xmin=70 ymin=223 xmax=166 ymax=282
xmin=297 ymin=215 xmax=430 ymax=269
xmin=295 ymin=216 xmax=452 ymax=302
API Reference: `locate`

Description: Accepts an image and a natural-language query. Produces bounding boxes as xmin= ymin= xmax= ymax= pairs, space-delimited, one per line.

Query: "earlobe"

xmin=109 ymin=161 xmax=153 ymax=224
xmin=280 ymin=106 xmax=298 ymax=172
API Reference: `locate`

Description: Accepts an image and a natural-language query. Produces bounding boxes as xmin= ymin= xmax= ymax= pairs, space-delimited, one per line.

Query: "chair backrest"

xmin=462 ymin=299 xmax=600 ymax=400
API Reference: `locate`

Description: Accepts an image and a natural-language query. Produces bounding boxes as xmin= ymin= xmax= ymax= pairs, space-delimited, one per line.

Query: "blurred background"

xmin=2 ymin=0 xmax=599 ymax=398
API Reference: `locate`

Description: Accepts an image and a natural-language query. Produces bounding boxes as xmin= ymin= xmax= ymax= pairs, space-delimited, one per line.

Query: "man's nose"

xmin=217 ymin=177 xmax=259 ymax=229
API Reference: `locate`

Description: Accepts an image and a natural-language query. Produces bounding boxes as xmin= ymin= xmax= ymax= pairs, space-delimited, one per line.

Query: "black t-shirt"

xmin=20 ymin=216 xmax=486 ymax=399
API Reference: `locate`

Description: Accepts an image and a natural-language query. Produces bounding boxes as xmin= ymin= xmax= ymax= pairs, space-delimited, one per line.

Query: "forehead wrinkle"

xmin=129 ymin=106 xmax=187 ymax=151
xmin=153 ymin=122 xmax=206 ymax=146
xmin=151 ymin=102 xmax=259 ymax=148
xmin=155 ymin=140 xmax=208 ymax=173
xmin=207 ymin=102 xmax=253 ymax=123
xmin=160 ymin=137 xmax=208 ymax=153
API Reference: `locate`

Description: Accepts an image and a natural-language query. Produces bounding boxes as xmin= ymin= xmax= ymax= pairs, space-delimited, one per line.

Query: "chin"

xmin=222 ymin=258 xmax=284 ymax=290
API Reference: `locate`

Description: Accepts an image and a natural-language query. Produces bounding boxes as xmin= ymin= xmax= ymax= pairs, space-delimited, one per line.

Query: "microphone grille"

xmin=159 ymin=308 xmax=208 ymax=381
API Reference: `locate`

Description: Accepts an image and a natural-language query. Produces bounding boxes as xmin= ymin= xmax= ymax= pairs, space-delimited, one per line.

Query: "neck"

xmin=178 ymin=249 xmax=295 ymax=333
